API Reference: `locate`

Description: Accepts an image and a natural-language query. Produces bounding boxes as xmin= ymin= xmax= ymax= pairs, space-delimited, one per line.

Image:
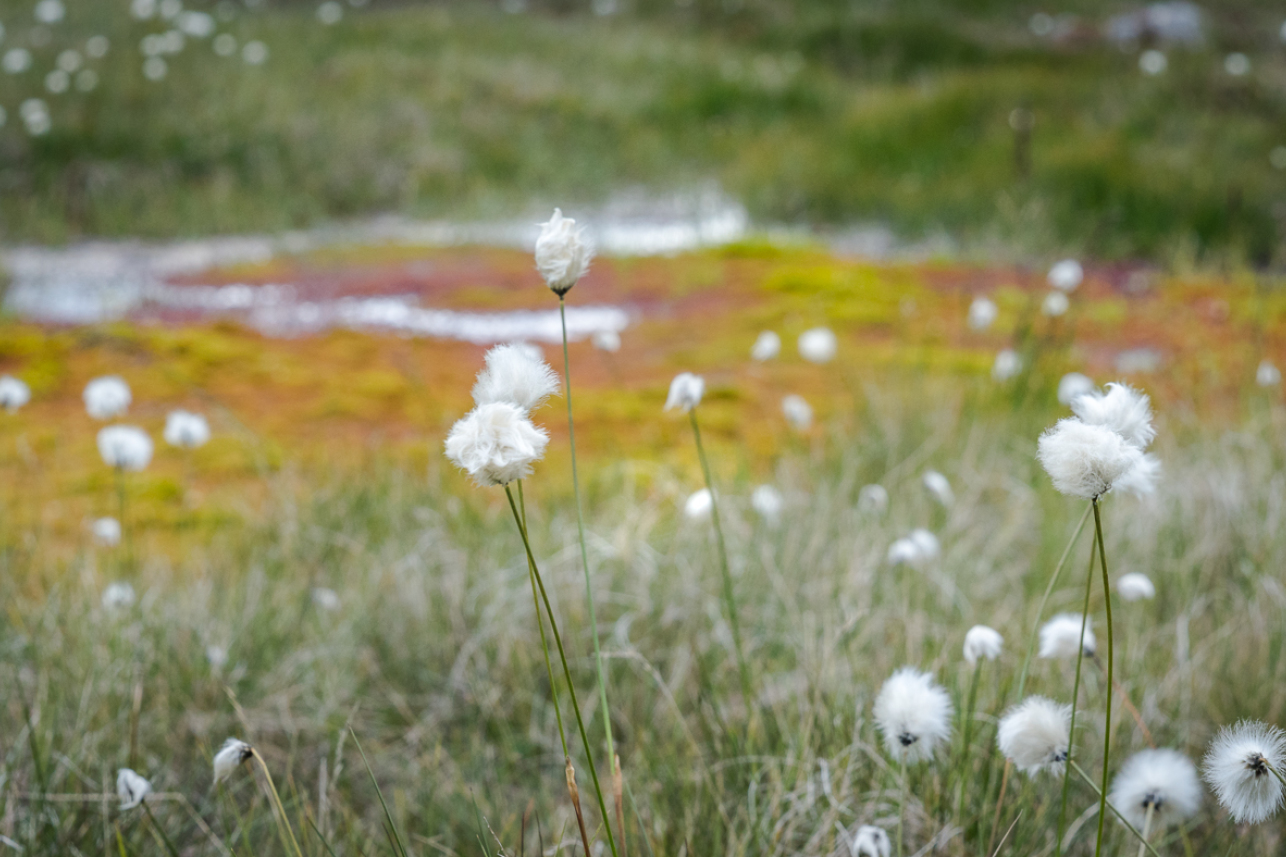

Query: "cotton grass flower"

xmin=1048 ymin=259 xmax=1083 ymax=292
xmin=963 ymin=625 xmax=1003 ymax=665
xmin=92 ymin=517 xmax=122 ymax=546
xmin=1257 ymin=360 xmax=1281 ymax=387
xmin=887 ymin=529 xmax=940 ymax=568
xmin=992 ymin=349 xmax=1022 ymax=381
xmin=683 ymin=488 xmax=713 ymax=521
xmin=1037 ymin=418 xmax=1143 ymax=499
xmin=1109 ymin=748 xmax=1201 ymax=830
xmin=858 ymin=483 xmax=888 ymax=514
xmin=444 ymin=402 xmax=549 ymax=487
xmin=968 ymin=297 xmax=998 ymax=331
xmin=750 ymin=484 xmax=783 ymax=523
xmin=213 ymin=738 xmax=254 ymax=785
xmin=535 ymin=208 xmax=592 ymax=296
xmin=852 ymin=825 xmax=891 ymax=857
xmin=997 ymin=696 xmax=1072 ymax=776
xmin=472 ymin=343 xmax=560 ymax=413
xmin=98 ymin=426 xmax=154 ymax=471
xmin=591 ymin=330 xmax=621 ymax=353
xmin=1203 ymin=721 xmax=1286 ymax=824
xmin=1042 ymin=291 xmax=1070 ymax=317
xmin=0 ymin=376 xmax=31 ymax=412
xmin=1070 ymin=382 xmax=1155 ymax=451
xmin=311 ymin=587 xmax=340 ymax=611
xmin=751 ymin=330 xmax=780 ymax=361
xmin=164 ymin=409 xmax=210 ymax=448
xmin=797 ymin=327 xmax=837 ymax=364
xmin=1117 ymin=572 xmax=1156 ymax=601
xmin=1039 ymin=612 xmax=1095 ymax=658
xmin=84 ymin=376 xmax=131 ymax=420
xmin=1057 ymin=372 xmax=1094 ymax=405
xmin=102 ymin=581 xmax=136 ymax=610
xmin=781 ymin=394 xmax=812 ymax=430
xmin=116 ymin=768 xmax=153 ymax=810
xmin=873 ymin=667 xmax=953 ymax=764
xmin=1113 ymin=452 xmax=1161 ymax=498
xmin=922 ymin=470 xmax=953 ymax=507
xmin=664 ymin=372 xmax=704 ymax=413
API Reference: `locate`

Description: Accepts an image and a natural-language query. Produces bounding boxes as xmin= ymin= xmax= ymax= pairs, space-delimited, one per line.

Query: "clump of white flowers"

xmin=750 ymin=484 xmax=783 ymax=523
xmin=472 ymin=343 xmax=560 ymax=413
xmin=1116 ymin=572 xmax=1156 ymax=601
xmin=664 ymin=372 xmax=705 ymax=413
xmin=1039 ymin=613 xmax=1095 ymax=659
xmin=445 ymin=402 xmax=549 ymax=487
xmin=84 ymin=376 xmax=131 ymax=420
xmin=781 ymin=394 xmax=812 ymax=430
xmin=97 ymin=426 xmax=154 ymax=471
xmin=164 ymin=409 xmax=211 ymax=449
xmin=963 ymin=625 xmax=1004 ymax=665
xmin=535 ymin=209 xmax=593 ymax=296
xmin=797 ymin=327 xmax=837 ymax=364
xmin=751 ymin=331 xmax=780 ymax=361
xmin=116 ymin=768 xmax=153 ymax=810
xmin=683 ymin=488 xmax=713 ymax=521
xmin=1109 ymin=748 xmax=1202 ymax=830
xmin=886 ymin=528 xmax=940 ymax=568
xmin=922 ymin=470 xmax=953 ymax=507
xmin=213 ymin=738 xmax=254 ymax=784
xmin=1048 ymin=259 xmax=1083 ymax=292
xmin=997 ymin=696 xmax=1072 ymax=776
xmin=0 ymin=376 xmax=31 ymax=412
xmin=1203 ymin=721 xmax=1286 ymax=824
xmin=968 ymin=296 xmax=998 ymax=331
xmin=873 ymin=667 xmax=953 ymax=764
xmin=852 ymin=825 xmax=891 ymax=857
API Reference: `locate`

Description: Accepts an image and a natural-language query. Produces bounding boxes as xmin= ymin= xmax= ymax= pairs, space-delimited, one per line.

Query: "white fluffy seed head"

xmin=873 ymin=667 xmax=953 ymax=765
xmin=1037 ymin=418 xmax=1143 ymax=499
xmin=664 ymin=372 xmax=705 ymax=413
xmin=1070 ymin=382 xmax=1156 ymax=450
xmin=683 ymin=488 xmax=713 ymax=521
xmin=1042 ymin=291 xmax=1070 ymax=317
xmin=1039 ymin=613 xmax=1095 ymax=659
xmin=997 ymin=696 xmax=1072 ymax=776
xmin=97 ymin=425 xmax=153 ymax=471
xmin=213 ymin=738 xmax=254 ymax=784
xmin=1117 ymin=573 xmax=1156 ymax=602
xmin=311 ymin=587 xmax=340 ymax=611
xmin=798 ymin=327 xmax=837 ymax=364
xmin=1109 ymin=748 xmax=1202 ymax=830
xmin=963 ymin=625 xmax=1004 ymax=665
xmin=444 ymin=402 xmax=549 ymax=487
xmin=0 ymin=375 xmax=31 ymax=412
xmin=1114 ymin=452 xmax=1161 ymax=498
xmin=471 ymin=343 xmax=560 ymax=413
xmin=1057 ymin=372 xmax=1094 ymax=406
xmin=992 ymin=349 xmax=1022 ymax=381
xmin=852 ymin=825 xmax=891 ymax=857
xmin=781 ymin=394 xmax=813 ymax=430
xmin=751 ymin=330 xmax=780 ymax=361
xmin=1203 ymin=721 xmax=1286 ymax=824
xmin=92 ymin=516 xmax=122 ymax=546
xmin=116 ymin=768 xmax=153 ymax=810
xmin=968 ymin=297 xmax=998 ymax=331
xmin=164 ymin=409 xmax=211 ymax=448
xmin=84 ymin=375 xmax=131 ymax=420
xmin=534 ymin=208 xmax=592 ymax=295
xmin=922 ymin=470 xmax=953 ymax=506
xmin=1048 ymin=258 xmax=1083 ymax=292
xmin=750 ymin=484 xmax=783 ymax=522
xmin=858 ymin=484 xmax=888 ymax=515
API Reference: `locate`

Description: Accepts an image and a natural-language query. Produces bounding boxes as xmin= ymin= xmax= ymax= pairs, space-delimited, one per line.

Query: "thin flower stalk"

xmin=1056 ymin=534 xmax=1097 ymax=857
xmin=503 ymin=485 xmax=620 ymax=857
xmin=1092 ymin=498 xmax=1115 ymax=857
xmin=560 ymin=295 xmax=617 ymax=763
xmin=954 ymin=659 xmax=984 ymax=824
xmin=250 ymin=749 xmax=304 ymax=857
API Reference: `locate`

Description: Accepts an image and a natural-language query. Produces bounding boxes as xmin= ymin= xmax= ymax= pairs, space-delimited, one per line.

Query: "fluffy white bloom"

xmin=0 ymin=376 xmax=31 ymax=412
xmin=1048 ymin=259 xmax=1083 ymax=292
xmin=84 ymin=376 xmax=131 ymax=420
xmin=1109 ymin=748 xmax=1202 ymax=830
xmin=93 ymin=517 xmax=122 ymax=546
xmin=852 ymin=825 xmax=891 ymax=857
xmin=1057 ymin=372 xmax=1095 ymax=405
xmin=922 ymin=470 xmax=953 ymax=507
xmin=910 ymin=528 xmax=940 ymax=560
xmin=444 ymin=403 xmax=549 ymax=487
xmin=472 ymin=344 xmax=560 ymax=413
xmin=1117 ymin=572 xmax=1156 ymax=601
xmin=206 ymin=645 xmax=228 ymax=669
xmin=1039 ymin=613 xmax=1095 ymax=659
xmin=751 ymin=330 xmax=780 ymax=361
xmin=798 ymin=327 xmax=837 ymax=364
xmin=992 ymin=349 xmax=1022 ymax=381
xmin=1203 ymin=721 xmax=1286 ymax=824
xmin=1114 ymin=452 xmax=1161 ymax=498
xmin=888 ymin=529 xmax=940 ymax=567
xmin=164 ymin=409 xmax=211 ymax=448
xmin=997 ymin=696 xmax=1072 ymax=776
xmin=311 ymin=587 xmax=340 ymax=611
xmin=535 ymin=208 xmax=592 ymax=295
xmin=102 ymin=581 xmax=136 ymax=610
xmin=1070 ymin=382 xmax=1155 ymax=450
xmin=963 ymin=625 xmax=1004 ymax=665
xmin=781 ymin=394 xmax=813 ymax=430
xmin=1257 ymin=360 xmax=1281 ymax=388
xmin=886 ymin=538 xmax=920 ymax=567
xmin=98 ymin=425 xmax=154 ymax=471
xmin=873 ymin=667 xmax=953 ymax=764
xmin=968 ymin=297 xmax=998 ymax=331
xmin=664 ymin=372 xmax=705 ymax=413
xmin=750 ymin=484 xmax=783 ymax=522
xmin=1042 ymin=291 xmax=1070 ymax=317
xmin=1037 ymin=418 xmax=1143 ymax=499
xmin=592 ymin=330 xmax=621 ymax=353
xmin=116 ymin=768 xmax=153 ymax=810
xmin=213 ymin=738 xmax=254 ymax=784
xmin=858 ymin=484 xmax=888 ymax=515
xmin=684 ymin=488 xmax=713 ymax=521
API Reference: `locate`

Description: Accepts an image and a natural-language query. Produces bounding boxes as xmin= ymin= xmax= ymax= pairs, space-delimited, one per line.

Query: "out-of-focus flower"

xmin=84 ymin=376 xmax=131 ymax=420
xmin=0 ymin=376 xmax=31 ymax=412
xmin=102 ymin=581 xmax=136 ymax=610
xmin=1042 ymin=291 xmax=1070 ymax=317
xmin=164 ymin=410 xmax=211 ymax=449
xmin=117 ymin=769 xmax=153 ymax=810
xmin=751 ymin=331 xmax=780 ymax=361
xmin=92 ymin=517 xmax=122 ymax=546
xmin=311 ymin=587 xmax=340 ymax=611
xmin=1048 ymin=259 xmax=1083 ymax=292
xmin=664 ymin=373 xmax=704 ymax=413
xmin=852 ymin=825 xmax=891 ymax=857
xmin=781 ymin=394 xmax=812 ymax=430
xmin=1139 ymin=49 xmax=1168 ymax=75
xmin=535 ymin=208 xmax=592 ymax=296
xmin=592 ymin=330 xmax=621 ymax=352
xmin=858 ymin=484 xmax=888 ymax=515
xmin=922 ymin=470 xmax=953 ymax=507
xmin=963 ymin=625 xmax=1003 ymax=665
xmin=997 ymin=696 xmax=1071 ymax=776
xmin=1117 ymin=572 xmax=1156 ymax=601
xmin=1039 ymin=613 xmax=1095 ymax=659
xmin=1257 ymin=361 xmax=1281 ymax=388
xmin=992 ymin=349 xmax=1022 ymax=381
xmin=798 ymin=327 xmax=837 ymax=364
xmin=98 ymin=426 xmax=153 ymax=472
xmin=684 ymin=488 xmax=712 ymax=521
xmin=968 ymin=297 xmax=998 ymax=331
xmin=1057 ymin=372 xmax=1094 ymax=406
xmin=750 ymin=484 xmax=783 ymax=523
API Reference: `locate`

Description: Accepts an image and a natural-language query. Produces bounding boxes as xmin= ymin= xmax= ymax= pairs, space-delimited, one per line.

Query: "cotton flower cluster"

xmin=1109 ymin=748 xmax=1201 ymax=830
xmin=1039 ymin=613 xmax=1095 ymax=659
xmin=1037 ymin=382 xmax=1159 ymax=499
xmin=534 ymin=209 xmax=592 ymax=295
xmin=164 ymin=410 xmax=211 ymax=449
xmin=84 ymin=376 xmax=131 ymax=420
xmin=852 ymin=825 xmax=891 ymax=857
xmin=963 ymin=625 xmax=1003 ymax=665
xmin=98 ymin=425 xmax=154 ymax=471
xmin=997 ymin=696 xmax=1071 ymax=776
xmin=873 ymin=667 xmax=953 ymax=764
xmin=886 ymin=529 xmax=940 ymax=567
xmin=1203 ymin=721 xmax=1286 ymax=824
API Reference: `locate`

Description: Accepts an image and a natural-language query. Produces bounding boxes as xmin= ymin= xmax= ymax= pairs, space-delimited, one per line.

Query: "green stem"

xmin=560 ymin=297 xmax=617 ymax=763
xmin=955 ymin=660 xmax=983 ymax=824
xmin=1056 ymin=517 xmax=1097 ymax=857
xmin=1092 ymin=498 xmax=1114 ymax=857
xmin=688 ymin=409 xmax=754 ymax=709
xmin=1016 ymin=504 xmax=1092 ymax=699
xmin=251 ymin=749 xmax=304 ymax=857
xmin=517 ymin=481 xmax=571 ymax=760
xmin=504 ymin=486 xmax=620 ymax=857
xmin=1068 ymin=760 xmax=1162 ymax=857
xmin=141 ymin=801 xmax=182 ymax=857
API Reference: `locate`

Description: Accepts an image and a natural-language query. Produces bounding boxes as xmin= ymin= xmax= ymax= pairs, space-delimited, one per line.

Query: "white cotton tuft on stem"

xmin=0 ymin=375 xmax=31 ymax=412
xmin=963 ymin=625 xmax=1003 ymax=664
xmin=471 ymin=343 xmax=560 ymax=413
xmin=1116 ymin=572 xmax=1156 ymax=601
xmin=1039 ymin=612 xmax=1095 ymax=659
xmin=116 ymin=768 xmax=153 ymax=810
xmin=84 ymin=376 xmax=132 ymax=420
xmin=535 ymin=208 xmax=593 ymax=295
xmin=1037 ymin=418 xmax=1143 ymax=499
xmin=873 ymin=667 xmax=953 ymax=765
xmin=213 ymin=738 xmax=254 ymax=785
xmin=664 ymin=372 xmax=705 ymax=413
xmin=1202 ymin=720 xmax=1286 ymax=824
xmin=97 ymin=425 xmax=153 ymax=471
xmin=444 ymin=402 xmax=549 ymax=487
xmin=852 ymin=824 xmax=891 ymax=857
xmin=164 ymin=409 xmax=211 ymax=449
xmin=1070 ymin=382 xmax=1156 ymax=450
xmin=1109 ymin=748 xmax=1201 ymax=830
xmin=997 ymin=696 xmax=1072 ymax=776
